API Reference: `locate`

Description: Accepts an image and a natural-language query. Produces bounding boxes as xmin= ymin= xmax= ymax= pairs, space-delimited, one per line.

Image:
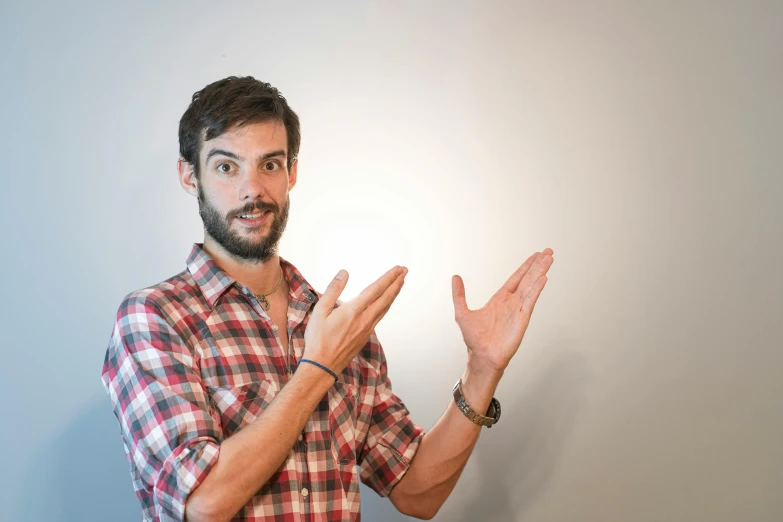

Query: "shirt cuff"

xmin=153 ymin=437 xmax=221 ymax=520
xmin=360 ymin=423 xmax=424 ymax=497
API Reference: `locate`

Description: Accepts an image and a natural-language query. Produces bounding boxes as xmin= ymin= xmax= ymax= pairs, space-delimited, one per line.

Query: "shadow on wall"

xmin=19 ymin=399 xmax=140 ymax=522
xmin=447 ymin=343 xmax=591 ymax=522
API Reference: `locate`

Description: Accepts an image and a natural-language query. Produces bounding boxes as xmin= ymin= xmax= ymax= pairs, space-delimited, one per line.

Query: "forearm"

xmin=185 ymin=364 xmax=335 ymax=522
xmin=391 ymin=357 xmax=503 ymax=519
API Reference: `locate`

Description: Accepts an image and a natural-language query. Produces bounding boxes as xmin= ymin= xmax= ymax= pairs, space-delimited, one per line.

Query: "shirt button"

xmin=297 ymin=433 xmax=303 ymax=441
xmin=301 ymin=487 xmax=309 ymax=497
xmin=353 ymin=388 xmax=359 ymax=398
xmin=271 ymin=325 xmax=278 ymax=332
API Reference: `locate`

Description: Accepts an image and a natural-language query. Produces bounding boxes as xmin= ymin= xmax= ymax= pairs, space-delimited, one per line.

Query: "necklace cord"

xmin=253 ymin=266 xmax=284 ymax=310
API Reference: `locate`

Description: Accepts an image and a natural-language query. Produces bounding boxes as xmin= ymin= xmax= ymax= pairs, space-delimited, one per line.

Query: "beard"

xmin=197 ymin=183 xmax=290 ymax=263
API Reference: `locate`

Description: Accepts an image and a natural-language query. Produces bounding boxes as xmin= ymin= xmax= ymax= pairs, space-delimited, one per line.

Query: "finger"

xmin=451 ymin=275 xmax=469 ymax=320
xmin=520 ymin=275 xmax=548 ymax=316
xmin=368 ymin=275 xmax=406 ymax=332
xmin=315 ymin=269 xmax=349 ymax=315
xmin=364 ymin=268 xmax=407 ymax=325
xmin=351 ymin=265 xmax=403 ymax=312
xmin=501 ymin=252 xmax=539 ymax=294
xmin=514 ymin=251 xmax=553 ymax=298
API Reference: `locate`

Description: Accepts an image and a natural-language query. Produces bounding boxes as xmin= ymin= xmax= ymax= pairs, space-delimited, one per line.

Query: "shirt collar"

xmin=185 ymin=243 xmax=319 ymax=310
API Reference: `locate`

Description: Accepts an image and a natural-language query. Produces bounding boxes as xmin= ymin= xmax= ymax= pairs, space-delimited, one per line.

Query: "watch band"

xmin=452 ymin=378 xmax=501 ymax=428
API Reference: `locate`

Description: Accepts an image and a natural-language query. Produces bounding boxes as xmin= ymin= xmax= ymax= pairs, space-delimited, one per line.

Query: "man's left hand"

xmin=451 ymin=248 xmax=554 ymax=373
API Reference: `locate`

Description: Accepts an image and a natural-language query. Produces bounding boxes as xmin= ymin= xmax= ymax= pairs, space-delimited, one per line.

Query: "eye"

xmin=264 ymin=161 xmax=279 ymax=171
xmin=217 ymin=162 xmax=233 ymax=173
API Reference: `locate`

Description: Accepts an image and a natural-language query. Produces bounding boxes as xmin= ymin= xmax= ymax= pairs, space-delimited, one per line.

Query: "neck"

xmin=202 ymin=236 xmax=287 ymax=297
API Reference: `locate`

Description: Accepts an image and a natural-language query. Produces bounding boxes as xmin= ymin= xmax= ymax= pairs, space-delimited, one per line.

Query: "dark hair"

xmin=178 ymin=76 xmax=301 ymax=178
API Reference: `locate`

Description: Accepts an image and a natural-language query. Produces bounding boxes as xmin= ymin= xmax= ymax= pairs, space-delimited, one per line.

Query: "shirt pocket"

xmin=328 ymin=377 xmax=361 ymax=464
xmin=208 ymin=380 xmax=278 ymax=438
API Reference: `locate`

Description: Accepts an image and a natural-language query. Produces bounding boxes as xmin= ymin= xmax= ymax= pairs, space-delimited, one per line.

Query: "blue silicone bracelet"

xmin=298 ymin=358 xmax=338 ymax=382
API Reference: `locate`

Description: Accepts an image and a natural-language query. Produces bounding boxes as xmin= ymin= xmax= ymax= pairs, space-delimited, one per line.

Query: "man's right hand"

xmin=303 ymin=265 xmax=408 ymax=375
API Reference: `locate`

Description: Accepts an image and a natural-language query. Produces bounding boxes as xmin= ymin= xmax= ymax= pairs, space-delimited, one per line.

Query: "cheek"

xmin=204 ymin=185 xmax=237 ymax=216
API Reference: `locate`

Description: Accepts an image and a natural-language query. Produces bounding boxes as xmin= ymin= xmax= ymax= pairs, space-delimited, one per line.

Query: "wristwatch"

xmin=452 ymin=378 xmax=501 ymax=428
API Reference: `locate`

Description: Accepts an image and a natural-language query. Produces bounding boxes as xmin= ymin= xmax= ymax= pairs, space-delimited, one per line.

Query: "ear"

xmin=288 ymin=158 xmax=298 ymax=191
xmin=177 ymin=158 xmax=199 ymax=197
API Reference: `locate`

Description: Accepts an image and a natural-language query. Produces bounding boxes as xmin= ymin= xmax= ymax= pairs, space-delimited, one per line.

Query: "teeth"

xmin=241 ymin=212 xmax=264 ymax=219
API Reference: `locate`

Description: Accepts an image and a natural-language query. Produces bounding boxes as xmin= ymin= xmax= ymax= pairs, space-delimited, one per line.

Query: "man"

xmin=101 ymin=76 xmax=554 ymax=522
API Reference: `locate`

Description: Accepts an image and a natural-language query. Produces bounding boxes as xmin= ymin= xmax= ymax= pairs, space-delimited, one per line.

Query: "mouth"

xmin=236 ymin=210 xmax=272 ymax=227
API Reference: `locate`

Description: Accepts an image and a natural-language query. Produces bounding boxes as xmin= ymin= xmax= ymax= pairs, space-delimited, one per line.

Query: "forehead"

xmin=201 ymin=119 xmax=287 ymax=159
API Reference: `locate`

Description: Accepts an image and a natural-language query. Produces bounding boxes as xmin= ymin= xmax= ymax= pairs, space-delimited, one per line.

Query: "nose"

xmin=238 ymin=168 xmax=269 ymax=204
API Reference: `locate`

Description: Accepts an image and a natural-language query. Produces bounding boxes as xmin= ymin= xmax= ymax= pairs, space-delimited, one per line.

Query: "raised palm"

xmin=451 ymin=249 xmax=554 ymax=372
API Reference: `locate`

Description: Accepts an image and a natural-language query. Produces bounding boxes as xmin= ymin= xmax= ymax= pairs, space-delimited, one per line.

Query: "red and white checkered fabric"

xmin=101 ymin=243 xmax=424 ymax=521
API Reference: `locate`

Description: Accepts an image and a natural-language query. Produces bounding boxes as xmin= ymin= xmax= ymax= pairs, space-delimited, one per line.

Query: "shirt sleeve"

xmin=100 ymin=290 xmax=222 ymax=521
xmin=358 ymin=330 xmax=425 ymax=498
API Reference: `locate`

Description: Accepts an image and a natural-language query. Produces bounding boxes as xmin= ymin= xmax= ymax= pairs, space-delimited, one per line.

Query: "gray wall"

xmin=1 ymin=1 xmax=781 ymax=521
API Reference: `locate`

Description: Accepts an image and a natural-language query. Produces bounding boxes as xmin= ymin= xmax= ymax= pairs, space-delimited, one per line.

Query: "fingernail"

xmin=336 ymin=269 xmax=347 ymax=280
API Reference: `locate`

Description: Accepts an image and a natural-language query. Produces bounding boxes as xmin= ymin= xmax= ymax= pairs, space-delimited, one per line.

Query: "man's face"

xmin=194 ymin=119 xmax=297 ymax=263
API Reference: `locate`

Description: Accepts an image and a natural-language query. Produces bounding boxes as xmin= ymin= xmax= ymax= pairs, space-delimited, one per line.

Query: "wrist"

xmin=298 ymin=358 xmax=339 ymax=382
xmin=460 ymin=357 xmax=503 ymax=418
xmin=294 ymin=358 xmax=337 ymax=392
xmin=465 ymin=355 xmax=505 ymax=384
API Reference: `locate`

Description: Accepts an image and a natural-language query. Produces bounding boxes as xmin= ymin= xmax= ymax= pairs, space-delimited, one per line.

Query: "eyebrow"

xmin=205 ymin=148 xmax=287 ymax=163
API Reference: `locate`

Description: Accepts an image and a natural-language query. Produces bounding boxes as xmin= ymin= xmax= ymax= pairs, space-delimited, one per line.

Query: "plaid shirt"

xmin=101 ymin=243 xmax=424 ymax=521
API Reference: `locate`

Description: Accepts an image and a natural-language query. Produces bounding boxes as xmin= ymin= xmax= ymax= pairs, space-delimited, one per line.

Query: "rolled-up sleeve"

xmin=358 ymin=331 xmax=425 ymax=498
xmin=101 ymin=290 xmax=222 ymax=521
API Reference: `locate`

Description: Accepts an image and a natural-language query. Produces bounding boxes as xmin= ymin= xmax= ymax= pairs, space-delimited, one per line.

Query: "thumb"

xmin=451 ymin=275 xmax=468 ymax=320
xmin=317 ymin=269 xmax=349 ymax=314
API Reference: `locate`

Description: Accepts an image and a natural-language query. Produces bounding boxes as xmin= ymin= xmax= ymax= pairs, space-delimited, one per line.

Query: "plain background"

xmin=1 ymin=1 xmax=781 ymax=521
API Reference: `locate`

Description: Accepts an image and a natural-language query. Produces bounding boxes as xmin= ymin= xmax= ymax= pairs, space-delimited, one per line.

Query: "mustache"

xmin=231 ymin=202 xmax=277 ymax=219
